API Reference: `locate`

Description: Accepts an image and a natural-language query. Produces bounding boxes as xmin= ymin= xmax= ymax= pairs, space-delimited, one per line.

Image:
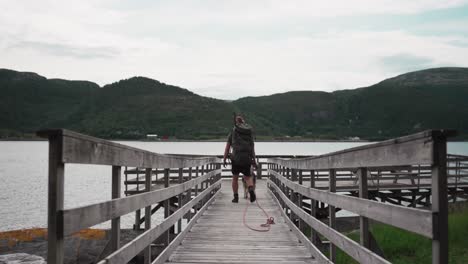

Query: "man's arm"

xmin=251 ymin=141 xmax=257 ymax=168
xmin=223 ymin=142 xmax=231 ymax=167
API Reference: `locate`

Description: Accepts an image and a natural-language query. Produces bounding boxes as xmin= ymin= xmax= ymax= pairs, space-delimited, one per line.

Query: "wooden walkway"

xmin=166 ymin=179 xmax=316 ymax=264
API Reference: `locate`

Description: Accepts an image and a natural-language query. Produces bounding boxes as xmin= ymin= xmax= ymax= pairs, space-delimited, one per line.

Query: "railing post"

xmin=194 ymin=166 xmax=199 ymax=214
xmin=257 ymin=162 xmax=262 ymax=179
xmin=187 ymin=167 xmax=192 ymax=222
xmin=286 ymin=168 xmax=291 ymax=218
xmin=432 ymin=135 xmax=448 ymax=264
xmin=164 ymin=168 xmax=170 ymax=246
xmin=298 ymin=170 xmax=304 ymax=232
xmin=135 ymin=168 xmax=141 ymax=230
xmin=200 ymin=165 xmax=205 ymax=206
xmin=47 ymin=133 xmax=65 ymax=264
xmin=310 ymin=170 xmax=319 ymax=245
xmin=358 ymin=167 xmax=370 ymax=248
xmin=291 ymin=169 xmax=298 ymax=225
xmin=111 ymin=166 xmax=121 ymax=252
xmin=178 ymin=168 xmax=183 ymax=234
xmin=329 ymin=169 xmax=336 ymax=262
xmin=144 ymin=168 xmax=152 ymax=264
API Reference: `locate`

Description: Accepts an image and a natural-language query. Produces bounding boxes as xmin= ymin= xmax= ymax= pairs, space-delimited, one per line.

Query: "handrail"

xmin=63 ymin=169 xmax=220 ymax=235
xmin=269 ymin=129 xmax=455 ymax=169
xmin=37 ymin=129 xmax=222 ymax=264
xmin=37 ymin=129 xmax=219 ymax=168
xmin=267 ymin=129 xmax=455 ymax=264
xmin=269 ymin=170 xmax=433 ymax=237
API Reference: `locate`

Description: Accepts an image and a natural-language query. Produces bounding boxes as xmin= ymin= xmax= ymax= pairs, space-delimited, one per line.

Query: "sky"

xmin=1 ymin=0 xmax=468 ymax=100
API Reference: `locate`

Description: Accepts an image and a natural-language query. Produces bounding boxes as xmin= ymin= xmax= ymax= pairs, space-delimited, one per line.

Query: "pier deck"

xmin=166 ymin=179 xmax=316 ymax=264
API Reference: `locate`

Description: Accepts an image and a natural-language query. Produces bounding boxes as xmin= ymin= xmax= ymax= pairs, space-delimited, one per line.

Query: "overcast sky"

xmin=1 ymin=0 xmax=468 ymax=99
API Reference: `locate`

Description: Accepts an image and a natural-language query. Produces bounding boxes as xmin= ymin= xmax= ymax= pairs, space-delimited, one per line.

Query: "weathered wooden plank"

xmin=269 ymin=170 xmax=433 ymax=238
xmin=98 ymin=180 xmax=221 ymax=264
xmin=269 ymin=181 xmax=391 ymax=264
xmin=38 ymin=129 xmax=220 ymax=168
xmin=267 ymin=130 xmax=453 ymax=170
xmin=166 ymin=180 xmax=314 ymax=264
xmin=62 ymin=169 xmax=221 ymax=235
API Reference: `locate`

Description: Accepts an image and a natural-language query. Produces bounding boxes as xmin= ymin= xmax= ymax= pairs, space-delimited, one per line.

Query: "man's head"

xmin=235 ymin=115 xmax=245 ymax=124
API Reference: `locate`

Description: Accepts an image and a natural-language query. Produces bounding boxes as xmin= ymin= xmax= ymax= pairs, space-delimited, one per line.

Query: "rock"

xmin=0 ymin=253 xmax=46 ymax=264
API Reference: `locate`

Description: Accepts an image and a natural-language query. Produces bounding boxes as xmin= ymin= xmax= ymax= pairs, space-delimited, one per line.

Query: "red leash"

xmin=243 ymin=199 xmax=275 ymax=232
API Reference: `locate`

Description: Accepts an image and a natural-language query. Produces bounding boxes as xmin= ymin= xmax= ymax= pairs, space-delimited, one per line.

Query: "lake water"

xmin=0 ymin=141 xmax=467 ymax=231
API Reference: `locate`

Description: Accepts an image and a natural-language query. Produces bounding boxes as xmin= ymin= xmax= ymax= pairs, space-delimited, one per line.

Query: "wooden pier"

xmin=167 ymin=179 xmax=316 ymax=264
xmin=37 ymin=129 xmax=466 ymax=264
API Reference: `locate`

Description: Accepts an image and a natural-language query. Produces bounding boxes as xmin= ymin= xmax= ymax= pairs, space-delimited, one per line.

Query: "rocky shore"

xmin=0 ymin=228 xmax=143 ymax=264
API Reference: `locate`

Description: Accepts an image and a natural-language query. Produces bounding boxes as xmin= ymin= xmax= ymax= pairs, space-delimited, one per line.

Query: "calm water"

xmin=0 ymin=141 xmax=467 ymax=231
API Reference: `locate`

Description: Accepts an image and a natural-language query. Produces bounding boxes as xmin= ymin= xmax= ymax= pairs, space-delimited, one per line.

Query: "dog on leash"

xmin=242 ymin=166 xmax=257 ymax=199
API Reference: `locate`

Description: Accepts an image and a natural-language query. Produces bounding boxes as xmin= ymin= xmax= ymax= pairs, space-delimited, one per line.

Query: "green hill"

xmin=235 ymin=67 xmax=468 ymax=140
xmin=0 ymin=67 xmax=467 ymax=140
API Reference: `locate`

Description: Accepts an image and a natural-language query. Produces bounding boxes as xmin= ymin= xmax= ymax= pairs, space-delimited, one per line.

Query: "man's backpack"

xmin=231 ymin=123 xmax=254 ymax=166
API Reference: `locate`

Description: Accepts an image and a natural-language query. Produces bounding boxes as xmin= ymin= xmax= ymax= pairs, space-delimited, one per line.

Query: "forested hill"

xmin=0 ymin=67 xmax=467 ymax=140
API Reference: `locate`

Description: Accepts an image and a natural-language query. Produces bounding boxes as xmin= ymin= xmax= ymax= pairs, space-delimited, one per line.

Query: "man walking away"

xmin=223 ymin=114 xmax=257 ymax=203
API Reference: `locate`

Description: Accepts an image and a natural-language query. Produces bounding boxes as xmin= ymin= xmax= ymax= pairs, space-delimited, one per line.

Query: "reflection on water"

xmin=0 ymin=141 xmax=467 ymax=231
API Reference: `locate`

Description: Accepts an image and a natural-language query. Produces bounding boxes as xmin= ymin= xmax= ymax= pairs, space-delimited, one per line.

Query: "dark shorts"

xmin=231 ymin=163 xmax=251 ymax=177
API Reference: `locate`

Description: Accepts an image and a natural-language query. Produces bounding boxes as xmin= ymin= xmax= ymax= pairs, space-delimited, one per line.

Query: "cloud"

xmin=0 ymin=1 xmax=467 ymax=99
xmin=378 ymin=53 xmax=435 ymax=73
xmin=8 ymin=41 xmax=120 ymax=59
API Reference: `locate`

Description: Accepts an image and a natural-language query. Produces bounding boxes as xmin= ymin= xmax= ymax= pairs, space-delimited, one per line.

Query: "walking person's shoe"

xmin=232 ymin=193 xmax=239 ymax=203
xmin=248 ymin=186 xmax=256 ymax=202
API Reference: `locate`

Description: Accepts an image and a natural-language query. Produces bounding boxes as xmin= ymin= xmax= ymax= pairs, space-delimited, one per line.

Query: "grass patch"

xmin=334 ymin=210 xmax=468 ymax=264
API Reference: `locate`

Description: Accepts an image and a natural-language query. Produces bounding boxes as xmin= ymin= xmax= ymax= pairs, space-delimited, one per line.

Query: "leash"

xmin=243 ymin=198 xmax=275 ymax=232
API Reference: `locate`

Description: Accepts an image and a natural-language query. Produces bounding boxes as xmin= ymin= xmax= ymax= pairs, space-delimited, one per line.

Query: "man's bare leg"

xmin=243 ymin=175 xmax=256 ymax=202
xmin=232 ymin=174 xmax=239 ymax=203
xmin=243 ymin=175 xmax=254 ymax=188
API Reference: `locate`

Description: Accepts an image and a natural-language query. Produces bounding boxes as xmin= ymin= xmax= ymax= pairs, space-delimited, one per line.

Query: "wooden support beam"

xmin=144 ymin=168 xmax=152 ymax=264
xmin=358 ymin=167 xmax=370 ymax=249
xmin=310 ymin=169 xmax=319 ymax=246
xmin=47 ymin=134 xmax=65 ymax=264
xmin=177 ymin=168 xmax=183 ymax=234
xmin=298 ymin=170 xmax=304 ymax=232
xmin=291 ymin=169 xmax=298 ymax=225
xmin=187 ymin=167 xmax=192 ymax=222
xmin=432 ymin=136 xmax=449 ymax=264
xmin=194 ymin=166 xmax=199 ymax=214
xmin=164 ymin=168 xmax=170 ymax=246
xmin=329 ymin=169 xmax=336 ymax=262
xmin=111 ymin=166 xmax=121 ymax=252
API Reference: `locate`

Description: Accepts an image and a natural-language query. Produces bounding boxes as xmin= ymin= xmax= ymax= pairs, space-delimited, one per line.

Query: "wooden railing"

xmin=37 ymin=129 xmax=222 ymax=264
xmin=122 ymin=155 xmax=313 ymax=196
xmin=266 ymin=129 xmax=456 ymax=264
